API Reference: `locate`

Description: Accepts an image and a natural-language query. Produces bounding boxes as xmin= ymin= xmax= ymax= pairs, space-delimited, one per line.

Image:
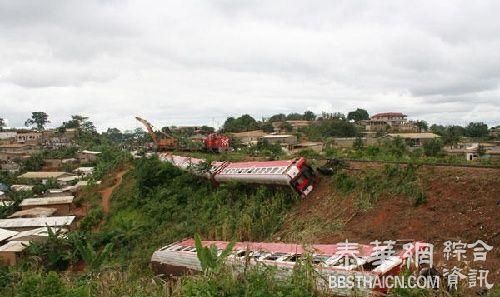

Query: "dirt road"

xmin=100 ymin=169 xmax=129 ymax=213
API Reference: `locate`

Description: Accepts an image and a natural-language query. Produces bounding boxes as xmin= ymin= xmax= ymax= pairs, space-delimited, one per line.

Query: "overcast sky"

xmin=0 ymin=0 xmax=499 ymax=131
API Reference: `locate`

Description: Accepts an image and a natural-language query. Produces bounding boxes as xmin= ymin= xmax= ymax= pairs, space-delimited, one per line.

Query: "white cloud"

xmin=0 ymin=0 xmax=499 ymax=131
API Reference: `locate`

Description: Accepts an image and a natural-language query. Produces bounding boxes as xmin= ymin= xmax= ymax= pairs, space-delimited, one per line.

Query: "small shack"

xmin=0 ymin=216 xmax=76 ymax=231
xmin=20 ymin=196 xmax=74 ymax=215
xmin=77 ymin=150 xmax=101 ymax=163
xmin=0 ymin=241 xmax=30 ymax=266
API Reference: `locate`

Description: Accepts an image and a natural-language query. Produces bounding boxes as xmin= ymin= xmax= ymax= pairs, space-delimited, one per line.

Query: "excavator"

xmin=135 ymin=117 xmax=178 ymax=151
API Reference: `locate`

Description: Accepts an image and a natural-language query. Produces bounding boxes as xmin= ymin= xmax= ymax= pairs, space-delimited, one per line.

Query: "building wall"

xmin=262 ymin=135 xmax=297 ymax=145
xmin=0 ymin=251 xmax=18 ymax=266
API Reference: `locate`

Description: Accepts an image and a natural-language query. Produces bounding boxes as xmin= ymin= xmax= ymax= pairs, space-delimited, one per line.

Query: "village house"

xmin=0 ymin=240 xmax=30 ymax=266
xmin=230 ymin=130 xmax=268 ymax=146
xmin=489 ymin=126 xmax=500 ymax=138
xmin=0 ymin=143 xmax=38 ymax=162
xmin=0 ymin=132 xmax=17 ymax=144
xmin=386 ymin=132 xmax=440 ymax=147
xmin=361 ymin=112 xmax=418 ymax=133
xmin=0 ymin=216 xmax=76 ymax=231
xmin=77 ymin=150 xmax=101 ymax=163
xmin=331 ymin=137 xmax=379 ymax=148
xmin=17 ymin=171 xmax=77 ymax=184
xmin=271 ymin=120 xmax=312 ymax=132
xmin=16 ymin=131 xmax=42 ymax=144
xmin=20 ymin=196 xmax=74 ymax=215
xmin=261 ymin=134 xmax=298 ymax=146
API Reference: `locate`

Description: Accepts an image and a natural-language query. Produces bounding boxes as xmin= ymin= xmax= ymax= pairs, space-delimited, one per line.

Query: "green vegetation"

xmin=301 ymin=119 xmax=358 ymax=141
xmin=333 ymin=164 xmax=426 ymax=208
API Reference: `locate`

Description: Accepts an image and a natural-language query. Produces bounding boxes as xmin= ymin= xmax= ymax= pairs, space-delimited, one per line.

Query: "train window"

xmin=312 ymin=255 xmax=330 ymax=264
xmin=285 ymin=254 xmax=302 ymax=262
xmin=170 ymin=246 xmax=186 ymax=251
xmin=264 ymin=253 xmax=288 ymax=261
xmin=271 ymin=167 xmax=279 ymax=173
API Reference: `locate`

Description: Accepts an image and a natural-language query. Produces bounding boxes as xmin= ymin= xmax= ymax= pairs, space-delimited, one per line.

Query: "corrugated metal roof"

xmin=0 ymin=228 xmax=18 ymax=242
xmin=20 ymin=196 xmax=74 ymax=207
xmin=18 ymin=172 xmax=75 ymax=179
xmin=0 ymin=241 xmax=30 ymax=252
xmin=0 ymin=216 xmax=75 ymax=229
xmin=8 ymin=207 xmax=57 ymax=218
xmin=387 ymin=133 xmax=440 ymax=139
xmin=8 ymin=227 xmax=66 ymax=242
xmin=74 ymin=167 xmax=94 ymax=172
xmin=80 ymin=150 xmax=101 ymax=154
xmin=10 ymin=185 xmax=33 ymax=192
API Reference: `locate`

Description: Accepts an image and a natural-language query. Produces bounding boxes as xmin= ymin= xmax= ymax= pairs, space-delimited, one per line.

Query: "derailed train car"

xmin=158 ymin=154 xmax=316 ymax=196
xmin=151 ymin=239 xmax=423 ymax=296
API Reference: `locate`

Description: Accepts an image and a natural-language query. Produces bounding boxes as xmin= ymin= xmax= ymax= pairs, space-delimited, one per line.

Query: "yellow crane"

xmin=135 ymin=116 xmax=178 ymax=151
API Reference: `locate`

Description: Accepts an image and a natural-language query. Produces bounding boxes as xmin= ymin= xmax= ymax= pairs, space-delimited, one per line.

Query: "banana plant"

xmin=194 ymin=234 xmax=235 ymax=276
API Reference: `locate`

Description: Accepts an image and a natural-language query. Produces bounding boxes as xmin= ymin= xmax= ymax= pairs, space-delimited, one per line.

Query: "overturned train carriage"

xmin=158 ymin=154 xmax=316 ymax=196
xmin=151 ymin=239 xmax=418 ymax=296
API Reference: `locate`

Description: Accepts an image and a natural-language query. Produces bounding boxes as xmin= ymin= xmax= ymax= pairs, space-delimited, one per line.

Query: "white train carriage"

xmin=158 ymin=154 xmax=316 ymax=196
xmin=151 ymin=238 xmax=417 ymax=296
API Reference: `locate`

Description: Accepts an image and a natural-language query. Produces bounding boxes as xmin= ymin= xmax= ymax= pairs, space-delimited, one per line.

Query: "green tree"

xmin=0 ymin=117 xmax=5 ymax=131
xmin=222 ymin=114 xmax=259 ymax=132
xmin=465 ymin=122 xmax=488 ymax=138
xmin=268 ymin=113 xmax=286 ymax=123
xmin=303 ymin=110 xmax=316 ymax=121
xmin=347 ymin=108 xmax=369 ymax=122
xmin=353 ymin=136 xmax=364 ymax=150
xmin=25 ymin=112 xmax=49 ymax=130
xmin=22 ymin=153 xmax=44 ymax=171
xmin=477 ymin=144 xmax=486 ymax=157
xmin=416 ymin=120 xmax=428 ymax=132
xmin=104 ymin=128 xmax=123 ymax=143
xmin=261 ymin=122 xmax=274 ymax=133
xmin=285 ymin=112 xmax=303 ymax=120
xmin=423 ymin=138 xmax=443 ymax=157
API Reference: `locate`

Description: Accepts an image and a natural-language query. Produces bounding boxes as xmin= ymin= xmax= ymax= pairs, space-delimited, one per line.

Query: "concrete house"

xmin=230 ymin=130 xmax=268 ymax=146
xmin=77 ymin=150 xmax=101 ymax=163
xmin=361 ymin=112 xmax=418 ymax=133
xmin=20 ymin=196 xmax=74 ymax=215
xmin=387 ymin=132 xmax=440 ymax=147
xmin=0 ymin=241 xmax=30 ymax=266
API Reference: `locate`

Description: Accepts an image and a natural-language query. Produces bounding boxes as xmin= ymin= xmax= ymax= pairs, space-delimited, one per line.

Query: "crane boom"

xmin=135 ymin=117 xmax=158 ymax=144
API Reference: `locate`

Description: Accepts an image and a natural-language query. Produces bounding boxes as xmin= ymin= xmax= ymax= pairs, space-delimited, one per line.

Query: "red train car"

xmin=158 ymin=154 xmax=316 ymax=196
xmin=204 ymin=133 xmax=230 ymax=152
